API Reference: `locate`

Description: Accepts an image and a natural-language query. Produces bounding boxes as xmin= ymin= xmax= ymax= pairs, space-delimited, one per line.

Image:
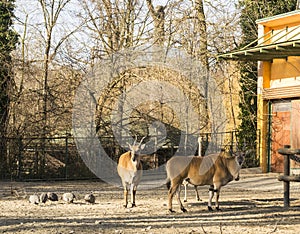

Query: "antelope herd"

xmin=117 ymin=136 xmax=246 ymax=213
xmin=27 ymin=137 xmax=245 ymax=212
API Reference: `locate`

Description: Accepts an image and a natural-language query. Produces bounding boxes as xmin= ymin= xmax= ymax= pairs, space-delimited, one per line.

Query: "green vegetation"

xmin=0 ymin=0 xmax=19 ymax=178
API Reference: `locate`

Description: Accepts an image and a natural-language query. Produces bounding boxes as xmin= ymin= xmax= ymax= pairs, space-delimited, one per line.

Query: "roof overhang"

xmin=218 ymin=10 xmax=300 ymax=61
xmin=218 ymin=39 xmax=300 ymax=61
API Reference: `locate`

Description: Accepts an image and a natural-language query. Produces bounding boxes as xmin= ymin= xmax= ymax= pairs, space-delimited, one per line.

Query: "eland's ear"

xmin=220 ymin=149 xmax=232 ymax=158
xmin=140 ymin=144 xmax=145 ymax=150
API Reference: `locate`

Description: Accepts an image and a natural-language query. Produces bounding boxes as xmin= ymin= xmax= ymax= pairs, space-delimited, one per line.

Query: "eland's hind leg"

xmin=168 ymin=184 xmax=178 ymax=212
xmin=175 ymin=185 xmax=187 ymax=212
xmin=168 ymin=177 xmax=186 ymax=213
xmin=183 ymin=181 xmax=188 ymax=202
xmin=194 ymin=185 xmax=201 ymax=201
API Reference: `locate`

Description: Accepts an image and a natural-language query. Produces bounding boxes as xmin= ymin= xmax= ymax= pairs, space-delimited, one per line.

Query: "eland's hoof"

xmin=208 ymin=206 xmax=213 ymax=211
xmin=216 ymin=207 xmax=222 ymax=211
xmin=168 ymin=209 xmax=175 ymax=213
xmin=181 ymin=207 xmax=187 ymax=212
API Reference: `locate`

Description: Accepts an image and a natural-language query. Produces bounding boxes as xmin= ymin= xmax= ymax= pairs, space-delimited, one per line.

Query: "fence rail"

xmin=0 ymin=131 xmax=258 ymax=181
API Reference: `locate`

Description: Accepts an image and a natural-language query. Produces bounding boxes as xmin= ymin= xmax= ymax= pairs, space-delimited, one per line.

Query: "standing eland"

xmin=117 ymin=136 xmax=146 ymax=208
xmin=166 ymin=148 xmax=245 ymax=212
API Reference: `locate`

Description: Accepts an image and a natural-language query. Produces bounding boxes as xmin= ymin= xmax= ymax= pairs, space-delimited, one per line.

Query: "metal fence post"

xmin=17 ymin=137 xmax=23 ymax=180
xmin=65 ymin=136 xmax=69 ymax=179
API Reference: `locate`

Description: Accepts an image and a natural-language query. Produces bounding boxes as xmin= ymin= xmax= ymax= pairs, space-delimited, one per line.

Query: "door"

xmin=271 ymin=101 xmax=291 ymax=173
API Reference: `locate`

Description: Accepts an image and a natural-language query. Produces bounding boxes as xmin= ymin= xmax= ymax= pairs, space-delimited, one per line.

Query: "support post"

xmin=283 ymin=149 xmax=290 ymax=208
xmin=278 ymin=145 xmax=300 ymax=208
xmin=277 ymin=145 xmax=300 ymax=208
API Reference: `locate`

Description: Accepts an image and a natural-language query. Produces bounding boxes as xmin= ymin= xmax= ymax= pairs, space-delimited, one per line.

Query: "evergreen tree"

xmin=237 ymin=0 xmax=297 ymax=167
xmin=0 ymin=0 xmax=19 ymax=178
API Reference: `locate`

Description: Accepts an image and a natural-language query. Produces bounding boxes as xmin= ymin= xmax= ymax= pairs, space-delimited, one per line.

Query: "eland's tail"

xmin=166 ymin=177 xmax=171 ymax=190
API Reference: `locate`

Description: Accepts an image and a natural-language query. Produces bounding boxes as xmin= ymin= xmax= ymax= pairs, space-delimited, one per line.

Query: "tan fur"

xmin=166 ymin=151 xmax=244 ymax=212
xmin=118 ymin=152 xmax=142 ymax=172
xmin=182 ymin=179 xmax=201 ymax=202
xmin=117 ymin=147 xmax=144 ymax=208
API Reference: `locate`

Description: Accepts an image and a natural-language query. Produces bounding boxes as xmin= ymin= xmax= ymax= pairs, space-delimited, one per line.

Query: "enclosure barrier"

xmin=0 ymin=131 xmax=258 ymax=181
xmin=277 ymin=145 xmax=300 ymax=208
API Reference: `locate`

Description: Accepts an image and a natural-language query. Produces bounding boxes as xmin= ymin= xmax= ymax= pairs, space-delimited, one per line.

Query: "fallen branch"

xmin=268 ymin=218 xmax=283 ymax=234
xmin=201 ymin=224 xmax=207 ymax=234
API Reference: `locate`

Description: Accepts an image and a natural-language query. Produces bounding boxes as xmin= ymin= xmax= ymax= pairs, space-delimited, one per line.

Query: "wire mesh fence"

xmin=0 ymin=131 xmax=258 ymax=181
xmin=1 ymin=136 xmax=92 ymax=181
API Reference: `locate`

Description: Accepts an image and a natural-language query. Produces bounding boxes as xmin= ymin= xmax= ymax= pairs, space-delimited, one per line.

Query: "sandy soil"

xmin=1 ymin=170 xmax=300 ymax=234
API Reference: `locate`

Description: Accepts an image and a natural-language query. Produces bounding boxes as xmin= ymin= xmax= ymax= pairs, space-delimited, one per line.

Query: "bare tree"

xmin=146 ymin=0 xmax=165 ymax=46
xmin=38 ymin=0 xmax=71 ymax=137
xmin=9 ymin=0 xmax=243 ymax=178
xmin=194 ymin=0 xmax=208 ymax=69
xmin=80 ymin=0 xmax=149 ymax=57
xmin=10 ymin=0 xmax=84 ymax=178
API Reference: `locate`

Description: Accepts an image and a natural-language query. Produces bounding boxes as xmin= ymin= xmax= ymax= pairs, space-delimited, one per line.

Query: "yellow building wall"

xmin=257 ymin=11 xmax=300 ymax=172
xmin=270 ymin=57 xmax=300 ymax=86
xmin=257 ymin=61 xmax=271 ymax=173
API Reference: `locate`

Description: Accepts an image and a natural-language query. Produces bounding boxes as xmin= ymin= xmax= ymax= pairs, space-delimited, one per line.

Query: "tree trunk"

xmin=0 ymin=119 xmax=8 ymax=179
xmin=194 ymin=0 xmax=209 ymax=83
xmin=0 ymin=60 xmax=10 ymax=178
xmin=146 ymin=0 xmax=165 ymax=46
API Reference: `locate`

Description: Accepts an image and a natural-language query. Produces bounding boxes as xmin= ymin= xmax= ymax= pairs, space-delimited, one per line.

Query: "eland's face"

xmin=235 ymin=151 xmax=245 ymax=166
xmin=233 ymin=151 xmax=245 ymax=181
xmin=129 ymin=144 xmax=145 ymax=162
xmin=226 ymin=151 xmax=245 ymax=181
xmin=130 ymin=145 xmax=140 ymax=162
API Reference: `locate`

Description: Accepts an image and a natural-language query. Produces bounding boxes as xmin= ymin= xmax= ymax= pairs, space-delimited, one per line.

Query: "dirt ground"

xmin=1 ymin=169 xmax=300 ymax=234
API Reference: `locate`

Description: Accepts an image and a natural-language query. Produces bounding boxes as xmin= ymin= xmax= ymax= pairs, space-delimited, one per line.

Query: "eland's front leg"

xmin=208 ymin=185 xmax=214 ymax=211
xmin=123 ymin=185 xmax=129 ymax=208
xmin=130 ymin=184 xmax=137 ymax=207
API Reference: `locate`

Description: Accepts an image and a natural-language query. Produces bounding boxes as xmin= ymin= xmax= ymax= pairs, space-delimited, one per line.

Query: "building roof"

xmin=218 ymin=10 xmax=300 ymax=61
xmin=218 ymin=39 xmax=300 ymax=61
xmin=256 ymin=9 xmax=300 ymax=27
